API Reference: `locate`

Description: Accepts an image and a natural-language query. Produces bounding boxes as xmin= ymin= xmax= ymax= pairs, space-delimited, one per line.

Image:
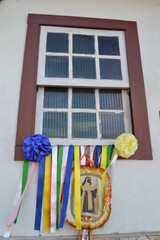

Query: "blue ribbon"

xmin=111 ymin=144 xmax=115 ymax=158
xmin=111 ymin=144 xmax=115 ymax=152
xmin=59 ymin=145 xmax=74 ymax=228
xmin=94 ymin=145 xmax=102 ymax=168
xmin=34 ymin=156 xmax=46 ymax=231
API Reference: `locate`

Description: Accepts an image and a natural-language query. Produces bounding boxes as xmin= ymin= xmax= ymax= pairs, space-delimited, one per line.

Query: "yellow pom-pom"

xmin=115 ymin=133 xmax=138 ymax=158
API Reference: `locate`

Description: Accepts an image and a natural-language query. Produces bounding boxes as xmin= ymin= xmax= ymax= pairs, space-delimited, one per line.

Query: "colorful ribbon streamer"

xmin=4 ymin=180 xmax=23 ymax=238
xmin=49 ymin=160 xmax=52 ymax=228
xmin=5 ymin=143 xmax=119 ymax=237
xmin=95 ymin=146 xmax=101 ymax=167
xmin=14 ymin=159 xmax=29 ymax=223
xmin=101 ymin=145 xmax=107 ymax=170
xmin=108 ymin=147 xmax=117 ymax=179
xmin=50 ymin=146 xmax=58 ymax=233
xmin=106 ymin=145 xmax=112 ymax=168
xmin=80 ymin=145 xmax=86 ymax=166
xmin=85 ymin=146 xmax=90 ymax=166
xmin=56 ymin=145 xmax=63 ymax=229
xmin=7 ymin=162 xmax=36 ymax=228
xmin=90 ymin=145 xmax=95 ymax=162
xmin=88 ymin=145 xmax=90 ymax=159
xmin=101 ymin=149 xmax=118 ymax=211
xmin=74 ymin=145 xmax=81 ymax=230
xmin=59 ymin=145 xmax=74 ymax=228
xmin=34 ymin=156 xmax=46 ymax=231
xmin=82 ymin=229 xmax=87 ymax=240
xmin=59 ymin=146 xmax=69 ymax=226
xmin=43 ymin=154 xmax=51 ymax=232
xmin=60 ymin=146 xmax=69 ymax=204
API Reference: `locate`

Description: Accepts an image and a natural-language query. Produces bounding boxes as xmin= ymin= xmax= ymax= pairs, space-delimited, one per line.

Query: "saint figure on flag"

xmin=81 ymin=177 xmax=98 ymax=215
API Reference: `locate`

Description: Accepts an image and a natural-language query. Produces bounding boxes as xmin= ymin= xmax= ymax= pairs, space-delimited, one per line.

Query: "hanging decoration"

xmin=65 ymin=166 xmax=111 ymax=230
xmin=4 ymin=133 xmax=138 ymax=239
xmin=115 ymin=133 xmax=138 ymax=158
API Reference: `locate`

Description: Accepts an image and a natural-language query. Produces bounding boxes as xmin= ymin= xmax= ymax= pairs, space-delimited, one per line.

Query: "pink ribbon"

xmin=80 ymin=145 xmax=86 ymax=166
xmin=90 ymin=145 xmax=95 ymax=162
xmin=7 ymin=162 xmax=36 ymax=228
xmin=50 ymin=146 xmax=57 ymax=233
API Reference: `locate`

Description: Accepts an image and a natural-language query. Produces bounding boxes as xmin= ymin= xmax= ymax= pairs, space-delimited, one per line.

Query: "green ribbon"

xmin=88 ymin=145 xmax=90 ymax=159
xmin=106 ymin=145 xmax=112 ymax=169
xmin=14 ymin=159 xmax=29 ymax=223
xmin=56 ymin=145 xmax=63 ymax=229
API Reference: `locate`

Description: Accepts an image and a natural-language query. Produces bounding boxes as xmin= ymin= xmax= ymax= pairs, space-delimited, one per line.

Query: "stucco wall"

xmin=0 ymin=0 xmax=160 ymax=237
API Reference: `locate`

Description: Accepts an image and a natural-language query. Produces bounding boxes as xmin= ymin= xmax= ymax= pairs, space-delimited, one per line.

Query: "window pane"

xmin=72 ymin=88 xmax=96 ymax=109
xmin=45 ymin=56 xmax=69 ymax=78
xmin=46 ymin=33 xmax=68 ymax=53
xmin=100 ymin=112 xmax=125 ymax=139
xmin=72 ymin=113 xmax=97 ymax=138
xmin=73 ymin=34 xmax=95 ymax=54
xmin=43 ymin=112 xmax=68 ymax=138
xmin=100 ymin=59 xmax=122 ymax=80
xmin=99 ymin=89 xmax=123 ymax=110
xmin=44 ymin=87 xmax=68 ymax=108
xmin=98 ymin=36 xmax=120 ymax=56
xmin=73 ymin=57 xmax=96 ymax=79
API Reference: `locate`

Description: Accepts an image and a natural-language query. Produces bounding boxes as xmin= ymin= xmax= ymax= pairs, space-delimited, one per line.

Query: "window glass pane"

xmin=98 ymin=36 xmax=120 ymax=56
xmin=100 ymin=59 xmax=122 ymax=80
xmin=73 ymin=34 xmax=95 ymax=54
xmin=44 ymin=87 xmax=68 ymax=108
xmin=72 ymin=113 xmax=97 ymax=138
xmin=72 ymin=88 xmax=96 ymax=109
xmin=45 ymin=56 xmax=69 ymax=78
xmin=99 ymin=89 xmax=123 ymax=110
xmin=73 ymin=57 xmax=96 ymax=79
xmin=46 ymin=33 xmax=68 ymax=53
xmin=43 ymin=112 xmax=68 ymax=138
xmin=100 ymin=112 xmax=125 ymax=139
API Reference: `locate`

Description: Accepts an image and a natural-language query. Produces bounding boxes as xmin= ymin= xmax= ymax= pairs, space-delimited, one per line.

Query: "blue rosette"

xmin=23 ymin=134 xmax=51 ymax=161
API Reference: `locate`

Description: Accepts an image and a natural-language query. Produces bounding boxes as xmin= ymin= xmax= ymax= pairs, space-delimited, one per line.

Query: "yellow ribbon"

xmin=101 ymin=145 xmax=107 ymax=170
xmin=43 ymin=154 xmax=51 ymax=232
xmin=74 ymin=145 xmax=81 ymax=230
xmin=101 ymin=148 xmax=118 ymax=211
xmin=101 ymin=168 xmax=107 ymax=212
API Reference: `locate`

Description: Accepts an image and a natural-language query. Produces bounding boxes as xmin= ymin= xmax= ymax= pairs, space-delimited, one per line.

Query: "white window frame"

xmin=35 ymin=26 xmax=132 ymax=145
xmin=37 ymin=26 xmax=129 ymax=88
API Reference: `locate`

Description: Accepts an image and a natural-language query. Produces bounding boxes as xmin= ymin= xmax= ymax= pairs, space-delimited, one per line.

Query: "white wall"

xmin=0 ymin=0 xmax=160 ymax=237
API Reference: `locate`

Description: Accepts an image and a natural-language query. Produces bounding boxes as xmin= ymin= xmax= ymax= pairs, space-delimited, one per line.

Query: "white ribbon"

xmin=108 ymin=151 xmax=118 ymax=184
xmin=50 ymin=146 xmax=58 ymax=233
xmin=98 ymin=153 xmax=102 ymax=166
xmin=82 ymin=229 xmax=87 ymax=240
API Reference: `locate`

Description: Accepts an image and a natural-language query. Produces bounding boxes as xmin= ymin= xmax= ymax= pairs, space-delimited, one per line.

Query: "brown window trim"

xmin=15 ymin=14 xmax=152 ymax=160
